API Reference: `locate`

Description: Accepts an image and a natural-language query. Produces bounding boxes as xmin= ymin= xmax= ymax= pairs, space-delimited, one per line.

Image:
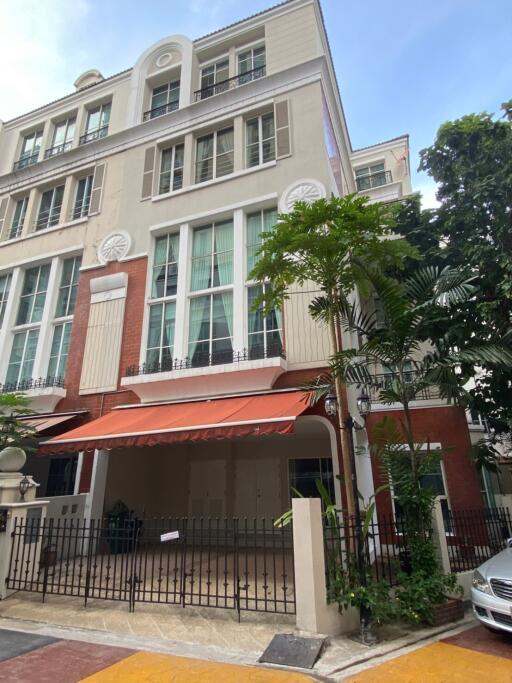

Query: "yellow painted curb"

xmin=81 ymin=650 xmax=317 ymax=682
xmin=344 ymin=641 xmax=512 ymax=682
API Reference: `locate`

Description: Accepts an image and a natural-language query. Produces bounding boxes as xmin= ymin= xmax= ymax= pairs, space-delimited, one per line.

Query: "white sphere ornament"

xmin=0 ymin=446 xmax=27 ymax=472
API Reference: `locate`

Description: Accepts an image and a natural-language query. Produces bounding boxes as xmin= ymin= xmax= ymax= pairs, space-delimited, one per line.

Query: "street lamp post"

xmin=325 ymin=389 xmax=376 ymax=645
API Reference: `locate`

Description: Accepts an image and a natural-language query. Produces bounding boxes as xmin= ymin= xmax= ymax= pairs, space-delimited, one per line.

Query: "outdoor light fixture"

xmin=356 ymin=391 xmax=371 ymax=420
xmin=18 ymin=476 xmax=31 ymax=501
xmin=324 ymin=392 xmax=338 ymax=417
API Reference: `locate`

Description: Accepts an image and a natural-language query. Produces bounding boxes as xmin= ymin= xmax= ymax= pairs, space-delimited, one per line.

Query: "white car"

xmin=472 ymin=538 xmax=512 ymax=634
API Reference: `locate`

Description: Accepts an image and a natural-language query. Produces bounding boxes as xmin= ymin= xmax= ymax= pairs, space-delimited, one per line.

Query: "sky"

xmin=1 ymin=0 xmax=510 ymax=207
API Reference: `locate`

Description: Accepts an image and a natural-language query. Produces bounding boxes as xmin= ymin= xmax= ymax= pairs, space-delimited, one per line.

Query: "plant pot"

xmin=431 ymin=598 xmax=464 ymax=627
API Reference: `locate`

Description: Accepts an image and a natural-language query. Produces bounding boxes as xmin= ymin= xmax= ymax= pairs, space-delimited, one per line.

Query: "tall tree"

xmin=400 ymin=102 xmax=512 ymax=432
xmin=250 ymin=194 xmax=415 ymax=516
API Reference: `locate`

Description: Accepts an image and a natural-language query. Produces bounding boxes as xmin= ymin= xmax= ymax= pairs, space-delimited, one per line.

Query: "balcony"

xmin=34 ymin=206 xmax=62 ymax=231
xmin=0 ymin=376 xmax=66 ymax=412
xmin=13 ymin=152 xmax=39 ymax=171
xmin=356 ymin=170 xmax=393 ymax=192
xmin=79 ymin=125 xmax=108 ymax=146
xmin=194 ymin=65 xmax=266 ymax=102
xmin=70 ymin=199 xmax=90 ymax=221
xmin=143 ymin=100 xmax=179 ymax=122
xmin=122 ymin=344 xmax=286 ymax=403
xmin=369 ymin=371 xmax=442 ymax=406
xmin=44 ymin=141 xmax=73 ymax=159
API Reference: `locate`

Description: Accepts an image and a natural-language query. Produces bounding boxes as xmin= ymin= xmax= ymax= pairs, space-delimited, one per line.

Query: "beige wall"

xmin=266 ymin=3 xmax=321 ymax=76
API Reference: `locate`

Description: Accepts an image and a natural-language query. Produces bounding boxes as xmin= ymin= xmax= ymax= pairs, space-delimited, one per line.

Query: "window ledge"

xmin=121 ymin=355 xmax=287 ymax=403
xmin=0 ymin=217 xmax=88 ymax=247
xmin=151 ymin=161 xmax=277 ymax=203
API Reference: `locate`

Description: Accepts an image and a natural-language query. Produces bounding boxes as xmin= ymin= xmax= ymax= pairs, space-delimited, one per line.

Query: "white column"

xmin=0 ymin=267 xmax=23 ymax=383
xmin=432 ymin=498 xmax=451 ymax=574
xmin=292 ymin=498 xmax=349 ymax=635
xmin=232 ymin=209 xmax=245 ymax=353
xmin=174 ymin=223 xmax=190 ymax=360
xmin=74 ymin=452 xmax=84 ymax=495
xmin=85 ymin=449 xmax=109 ymax=521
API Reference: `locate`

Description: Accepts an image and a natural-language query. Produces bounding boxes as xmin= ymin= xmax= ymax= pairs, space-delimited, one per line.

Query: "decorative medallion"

xmin=156 ymin=52 xmax=173 ymax=68
xmin=98 ymin=232 xmax=131 ymax=264
xmin=280 ymin=179 xmax=326 ymax=213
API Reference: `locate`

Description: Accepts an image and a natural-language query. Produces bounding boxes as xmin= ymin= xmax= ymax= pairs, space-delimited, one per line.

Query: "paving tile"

xmin=0 ymin=629 xmax=58 ymax=662
xmin=0 ymin=640 xmax=134 ymax=683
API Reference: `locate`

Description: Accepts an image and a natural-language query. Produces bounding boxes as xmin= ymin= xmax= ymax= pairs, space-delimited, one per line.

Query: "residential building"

xmin=0 ymin=0 xmax=482 ymax=529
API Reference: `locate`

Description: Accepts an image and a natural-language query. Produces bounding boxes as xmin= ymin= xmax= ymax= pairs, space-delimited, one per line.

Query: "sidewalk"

xmin=0 ymin=592 xmax=479 ymax=680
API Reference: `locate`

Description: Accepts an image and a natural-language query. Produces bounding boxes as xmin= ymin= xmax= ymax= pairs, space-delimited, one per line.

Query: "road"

xmin=0 ymin=627 xmax=317 ymax=682
xmin=343 ymin=625 xmax=512 ymax=682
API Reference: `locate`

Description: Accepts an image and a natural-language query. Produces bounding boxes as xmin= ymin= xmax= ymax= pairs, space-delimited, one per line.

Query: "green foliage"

xmin=397 ymin=101 xmax=512 ymax=432
xmin=0 ymin=393 xmax=37 ymax=453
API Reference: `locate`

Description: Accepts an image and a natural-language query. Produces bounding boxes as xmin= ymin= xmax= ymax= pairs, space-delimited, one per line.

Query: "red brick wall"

xmin=366 ymin=405 xmax=483 ymax=515
xmin=55 ymin=257 xmax=148 ymax=492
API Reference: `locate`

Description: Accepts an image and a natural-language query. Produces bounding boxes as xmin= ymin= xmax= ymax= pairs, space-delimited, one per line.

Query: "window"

xmin=195 ymin=127 xmax=234 ymax=183
xmin=46 ymin=455 xmax=77 ymax=497
xmin=55 ymin=256 xmax=81 ymax=318
xmin=247 ymin=285 xmax=282 ymax=359
xmin=355 ymin=163 xmax=390 ymax=191
xmin=46 ymin=117 xmax=75 ymax=157
xmin=246 ymin=112 xmax=275 ymax=167
xmin=81 ymin=103 xmax=111 ymax=144
xmin=289 ymin=458 xmax=335 ymax=501
xmin=72 ymin=175 xmax=93 ymax=219
xmin=148 ymin=81 xmax=180 ymax=119
xmin=36 ymin=185 xmax=64 ymax=230
xmin=200 ymin=59 xmax=229 ymax=98
xmin=151 ymin=233 xmax=179 ymax=298
xmin=238 ymin=46 xmax=266 ymax=83
xmin=188 ymin=292 xmax=233 ymax=366
xmin=146 ymin=302 xmax=176 ymax=369
xmin=0 ymin=273 xmax=11 ymax=327
xmin=47 ymin=321 xmax=71 ymax=379
xmin=382 ymin=361 xmax=414 ymax=387
xmin=16 ymin=130 xmax=43 ymax=168
xmin=16 ymin=265 xmax=50 ymax=325
xmin=5 ymin=329 xmax=39 ymax=388
xmin=9 ymin=197 xmax=29 ymax=239
xmin=159 ymin=144 xmax=184 ymax=194
xmin=191 ymin=221 xmax=233 ymax=291
xmin=246 ymin=208 xmax=277 ymax=275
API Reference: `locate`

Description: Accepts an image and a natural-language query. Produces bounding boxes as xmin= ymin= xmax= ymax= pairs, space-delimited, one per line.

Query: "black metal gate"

xmin=7 ymin=516 xmax=295 ymax=617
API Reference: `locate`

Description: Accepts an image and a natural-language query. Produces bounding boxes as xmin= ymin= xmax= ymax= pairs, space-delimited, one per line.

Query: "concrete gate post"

xmin=292 ymin=498 xmax=357 ymax=636
xmin=431 ymin=498 xmax=451 ymax=574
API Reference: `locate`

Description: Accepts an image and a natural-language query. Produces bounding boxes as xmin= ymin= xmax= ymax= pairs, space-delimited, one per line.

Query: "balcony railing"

xmin=194 ymin=65 xmax=266 ymax=102
xmin=356 ymin=170 xmax=393 ymax=192
xmin=71 ymin=199 xmax=90 ymax=221
xmin=126 ymin=343 xmax=285 ymax=377
xmin=143 ymin=100 xmax=179 ymax=122
xmin=7 ymin=222 xmax=24 ymax=240
xmin=79 ymin=125 xmax=109 ymax=146
xmin=44 ymin=141 xmax=73 ymax=159
xmin=34 ymin=206 xmax=62 ymax=231
xmin=369 ymin=372 xmax=441 ymax=402
xmin=0 ymin=376 xmax=65 ymax=394
xmin=13 ymin=152 xmax=40 ymax=171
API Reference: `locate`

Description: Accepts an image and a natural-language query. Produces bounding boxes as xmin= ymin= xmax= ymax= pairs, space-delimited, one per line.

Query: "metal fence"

xmin=7 ymin=516 xmax=295 ymax=618
xmin=323 ymin=514 xmax=430 ymax=592
xmin=444 ymin=507 xmax=512 ymax=572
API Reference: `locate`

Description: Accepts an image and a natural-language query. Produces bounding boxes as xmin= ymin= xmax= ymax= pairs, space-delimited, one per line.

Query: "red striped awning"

xmin=39 ymin=391 xmax=311 ymax=454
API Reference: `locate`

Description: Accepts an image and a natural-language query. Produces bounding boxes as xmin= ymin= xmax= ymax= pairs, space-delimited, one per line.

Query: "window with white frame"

xmin=82 ymin=103 xmax=111 ymax=144
xmin=55 ymin=256 xmax=81 ymax=318
xmin=382 ymin=361 xmax=414 ymax=387
xmin=17 ymin=130 xmax=43 ymax=168
xmin=0 ymin=273 xmax=11 ymax=327
xmin=151 ymin=233 xmax=179 ymax=298
xmin=149 ymin=81 xmax=180 ymax=119
xmin=246 ymin=207 xmax=277 ymax=275
xmin=72 ymin=175 xmax=93 ymax=219
xmin=47 ymin=255 xmax=81 ymax=382
xmin=9 ymin=197 xmax=29 ymax=239
xmin=35 ymin=185 xmax=64 ymax=231
xmin=195 ymin=127 xmax=234 ymax=183
xmin=246 ymin=112 xmax=275 ymax=168
xmin=238 ymin=45 xmax=265 ymax=83
xmin=159 ymin=144 xmax=184 ymax=194
xmin=355 ymin=162 xmax=390 ymax=191
xmin=5 ymin=329 xmax=39 ymax=388
xmin=47 ymin=117 xmax=75 ymax=157
xmin=200 ymin=59 xmax=229 ymax=98
xmin=191 ymin=221 xmax=233 ymax=291
xmin=247 ymin=284 xmax=282 ymax=359
xmin=16 ymin=264 xmax=51 ymax=325
xmin=188 ymin=292 xmax=233 ymax=367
